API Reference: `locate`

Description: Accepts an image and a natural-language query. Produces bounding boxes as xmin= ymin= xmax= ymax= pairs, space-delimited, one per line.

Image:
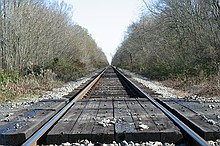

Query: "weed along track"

xmin=1 ymin=66 xmax=219 ymax=145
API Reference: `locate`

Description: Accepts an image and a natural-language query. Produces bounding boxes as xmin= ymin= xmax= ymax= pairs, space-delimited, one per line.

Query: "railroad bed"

xmin=46 ymin=68 xmax=181 ymax=144
xmin=0 ymin=66 xmax=219 ymax=145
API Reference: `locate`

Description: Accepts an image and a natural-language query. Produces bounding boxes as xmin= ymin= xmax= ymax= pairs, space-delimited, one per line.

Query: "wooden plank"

xmin=46 ymin=99 xmax=88 ymax=144
xmin=96 ymin=86 xmax=125 ymax=90
xmin=113 ymin=98 xmax=137 ymax=142
xmin=0 ymin=109 xmax=55 ymax=146
xmin=90 ymin=90 xmax=132 ymax=98
xmin=69 ymin=99 xmax=100 ymax=142
xmin=174 ymin=99 xmax=220 ymax=127
xmin=30 ymin=98 xmax=68 ymax=111
xmin=124 ymin=98 xmax=161 ymax=142
xmin=90 ymin=94 xmax=136 ymax=98
xmin=137 ymin=98 xmax=183 ymax=143
xmin=0 ymin=98 xmax=67 ymax=145
xmin=91 ymin=98 xmax=114 ymax=143
xmin=162 ymin=99 xmax=220 ymax=140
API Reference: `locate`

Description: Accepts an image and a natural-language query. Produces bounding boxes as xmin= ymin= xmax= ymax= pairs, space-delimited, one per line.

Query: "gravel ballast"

xmin=43 ymin=139 xmax=177 ymax=146
xmin=0 ymin=70 xmax=100 ymax=121
xmin=1 ymin=67 xmax=219 ymax=145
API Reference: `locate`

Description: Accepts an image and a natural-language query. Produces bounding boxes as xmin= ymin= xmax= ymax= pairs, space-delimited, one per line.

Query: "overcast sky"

xmin=63 ymin=0 xmax=145 ymax=63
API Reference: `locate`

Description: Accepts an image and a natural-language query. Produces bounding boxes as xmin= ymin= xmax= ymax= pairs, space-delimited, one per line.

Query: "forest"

xmin=112 ymin=0 xmax=220 ymax=96
xmin=0 ymin=0 xmax=108 ymax=73
xmin=0 ymin=0 xmax=108 ymax=102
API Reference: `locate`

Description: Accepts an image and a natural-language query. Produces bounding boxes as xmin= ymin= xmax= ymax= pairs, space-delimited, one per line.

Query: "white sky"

xmin=63 ymin=0 xmax=144 ymax=63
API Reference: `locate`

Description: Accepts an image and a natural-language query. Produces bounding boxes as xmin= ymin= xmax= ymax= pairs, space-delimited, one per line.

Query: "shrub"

xmin=0 ymin=71 xmax=19 ymax=85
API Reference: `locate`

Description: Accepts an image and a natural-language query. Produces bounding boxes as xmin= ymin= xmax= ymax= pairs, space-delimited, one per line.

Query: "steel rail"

xmin=113 ymin=67 xmax=209 ymax=146
xmin=22 ymin=67 xmax=107 ymax=146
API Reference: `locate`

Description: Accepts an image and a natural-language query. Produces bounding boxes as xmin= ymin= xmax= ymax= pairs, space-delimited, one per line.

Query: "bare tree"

xmin=0 ymin=0 xmax=108 ymax=74
xmin=112 ymin=0 xmax=220 ymax=79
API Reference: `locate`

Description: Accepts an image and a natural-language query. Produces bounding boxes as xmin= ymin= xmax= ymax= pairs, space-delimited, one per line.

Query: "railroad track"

xmin=1 ymin=66 xmax=219 ymax=145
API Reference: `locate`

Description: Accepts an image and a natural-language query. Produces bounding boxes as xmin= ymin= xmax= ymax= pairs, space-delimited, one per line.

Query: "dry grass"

xmin=0 ymin=69 xmax=64 ymax=103
xmin=162 ymin=75 xmax=220 ymax=98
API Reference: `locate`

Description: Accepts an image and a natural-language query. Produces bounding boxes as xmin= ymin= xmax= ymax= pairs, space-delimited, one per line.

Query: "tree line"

xmin=112 ymin=0 xmax=220 ymax=80
xmin=0 ymin=0 xmax=108 ymax=75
